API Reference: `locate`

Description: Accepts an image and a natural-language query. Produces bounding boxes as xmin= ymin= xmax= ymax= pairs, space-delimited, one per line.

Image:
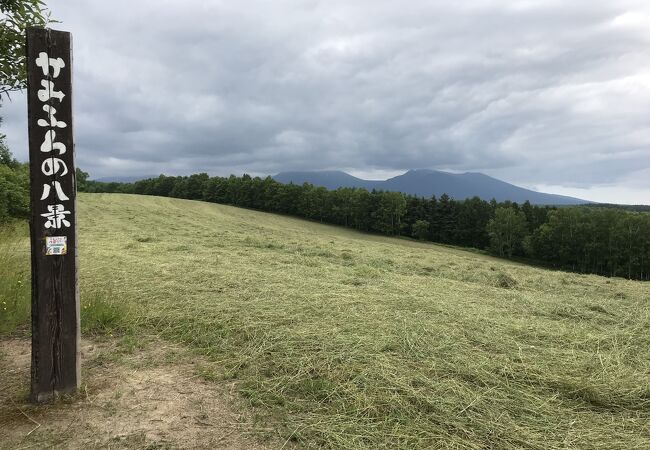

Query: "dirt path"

xmin=0 ymin=336 xmax=274 ymax=449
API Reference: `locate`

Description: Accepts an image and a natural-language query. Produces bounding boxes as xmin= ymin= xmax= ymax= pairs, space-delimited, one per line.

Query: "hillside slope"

xmin=274 ymin=169 xmax=590 ymax=204
xmin=16 ymin=194 xmax=650 ymax=448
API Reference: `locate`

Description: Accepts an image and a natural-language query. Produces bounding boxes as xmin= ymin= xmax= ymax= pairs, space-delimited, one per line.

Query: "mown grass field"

xmin=2 ymin=193 xmax=650 ymax=449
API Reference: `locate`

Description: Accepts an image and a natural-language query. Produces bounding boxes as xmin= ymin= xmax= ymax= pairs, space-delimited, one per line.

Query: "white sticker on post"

xmin=45 ymin=236 xmax=67 ymax=255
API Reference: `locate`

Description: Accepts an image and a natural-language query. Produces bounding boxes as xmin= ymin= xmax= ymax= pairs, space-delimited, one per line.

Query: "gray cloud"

xmin=1 ymin=0 xmax=649 ymax=203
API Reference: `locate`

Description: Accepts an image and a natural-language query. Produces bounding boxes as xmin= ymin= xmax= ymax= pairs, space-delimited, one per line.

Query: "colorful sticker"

xmin=45 ymin=236 xmax=67 ymax=255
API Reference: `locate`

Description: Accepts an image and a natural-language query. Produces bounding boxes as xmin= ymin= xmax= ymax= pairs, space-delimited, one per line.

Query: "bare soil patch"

xmin=0 ymin=336 xmax=273 ymax=449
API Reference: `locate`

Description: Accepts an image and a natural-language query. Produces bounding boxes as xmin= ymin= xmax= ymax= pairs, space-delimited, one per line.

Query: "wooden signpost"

xmin=26 ymin=27 xmax=79 ymax=402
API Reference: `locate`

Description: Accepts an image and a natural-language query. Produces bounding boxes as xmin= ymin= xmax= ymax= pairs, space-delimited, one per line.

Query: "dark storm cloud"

xmin=1 ymin=0 xmax=649 ymax=202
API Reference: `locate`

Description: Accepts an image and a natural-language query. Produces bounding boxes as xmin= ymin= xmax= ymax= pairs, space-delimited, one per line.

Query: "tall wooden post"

xmin=26 ymin=27 xmax=79 ymax=402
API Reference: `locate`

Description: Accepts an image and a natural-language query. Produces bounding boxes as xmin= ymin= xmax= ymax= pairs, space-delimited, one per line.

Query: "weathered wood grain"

xmin=26 ymin=27 xmax=79 ymax=402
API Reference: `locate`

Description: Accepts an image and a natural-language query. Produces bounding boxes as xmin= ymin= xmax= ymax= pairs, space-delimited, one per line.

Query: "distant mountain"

xmin=273 ymin=170 xmax=376 ymax=191
xmin=273 ymin=169 xmax=591 ymax=205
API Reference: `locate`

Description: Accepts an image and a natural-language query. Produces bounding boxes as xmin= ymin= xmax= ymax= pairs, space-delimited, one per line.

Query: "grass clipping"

xmin=3 ymin=194 xmax=650 ymax=449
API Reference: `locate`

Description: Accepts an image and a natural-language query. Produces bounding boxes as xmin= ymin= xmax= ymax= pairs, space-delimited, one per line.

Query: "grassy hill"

xmin=2 ymin=193 xmax=650 ymax=448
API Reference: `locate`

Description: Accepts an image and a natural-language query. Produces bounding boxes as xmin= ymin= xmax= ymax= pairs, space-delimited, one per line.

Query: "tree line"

xmin=2 ymin=155 xmax=648 ymax=281
xmin=81 ymin=173 xmax=650 ymax=281
xmin=0 ymin=142 xmax=29 ymax=223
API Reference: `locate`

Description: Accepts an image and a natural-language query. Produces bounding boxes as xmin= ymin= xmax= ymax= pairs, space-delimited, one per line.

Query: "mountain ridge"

xmin=273 ymin=169 xmax=591 ymax=205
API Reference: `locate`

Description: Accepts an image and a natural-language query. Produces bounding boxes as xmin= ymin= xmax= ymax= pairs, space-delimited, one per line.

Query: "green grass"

xmin=0 ymin=223 xmax=128 ymax=337
xmin=3 ymin=193 xmax=650 ymax=448
xmin=0 ymin=222 xmax=30 ymax=334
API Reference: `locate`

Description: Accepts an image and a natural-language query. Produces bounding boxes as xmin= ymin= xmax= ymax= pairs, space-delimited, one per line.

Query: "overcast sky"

xmin=2 ymin=0 xmax=649 ymax=204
